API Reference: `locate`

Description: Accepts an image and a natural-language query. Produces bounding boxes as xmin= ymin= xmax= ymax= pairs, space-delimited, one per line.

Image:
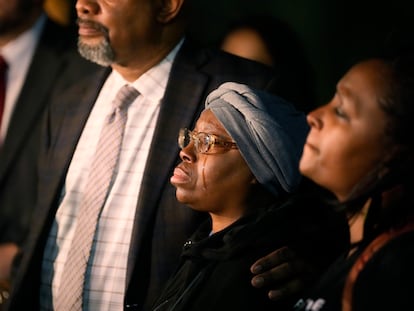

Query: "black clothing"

xmin=6 ymin=39 xmax=282 ymax=311
xmin=152 ymin=195 xmax=349 ymax=311
xmin=294 ymin=230 xmax=414 ymax=311
xmin=0 ymin=18 xmax=99 ymax=246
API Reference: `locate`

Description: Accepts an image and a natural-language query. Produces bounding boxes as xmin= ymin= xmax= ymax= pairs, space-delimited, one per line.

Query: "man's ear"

xmin=157 ymin=0 xmax=186 ymax=23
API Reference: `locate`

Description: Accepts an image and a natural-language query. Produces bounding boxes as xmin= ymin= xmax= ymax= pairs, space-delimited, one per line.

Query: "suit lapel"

xmin=36 ymin=68 xmax=109 ymax=228
xmin=127 ymin=41 xmax=210 ymax=283
xmin=16 ymin=69 xmax=110 ymax=299
xmin=48 ymin=68 xmax=109 ymax=174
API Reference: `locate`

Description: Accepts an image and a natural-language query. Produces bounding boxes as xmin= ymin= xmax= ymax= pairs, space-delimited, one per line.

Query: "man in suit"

xmin=0 ymin=0 xmax=98 ymax=287
xmin=6 ymin=0 xmax=325 ymax=310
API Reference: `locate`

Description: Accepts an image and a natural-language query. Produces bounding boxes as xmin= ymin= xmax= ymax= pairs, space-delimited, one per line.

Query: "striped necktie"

xmin=55 ymin=84 xmax=139 ymax=310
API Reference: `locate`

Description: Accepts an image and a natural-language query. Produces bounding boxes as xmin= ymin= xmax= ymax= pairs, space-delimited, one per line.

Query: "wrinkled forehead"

xmin=195 ymin=109 xmax=230 ymax=135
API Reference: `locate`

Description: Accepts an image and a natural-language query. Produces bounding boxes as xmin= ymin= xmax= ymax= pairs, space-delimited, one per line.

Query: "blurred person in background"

xmin=0 ymin=0 xmax=98 ymax=304
xmin=219 ymin=15 xmax=316 ymax=113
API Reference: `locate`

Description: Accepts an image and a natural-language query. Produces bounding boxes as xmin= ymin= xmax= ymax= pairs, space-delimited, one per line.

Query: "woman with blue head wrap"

xmin=151 ymin=82 xmax=348 ymax=311
xmin=205 ymin=82 xmax=309 ymax=197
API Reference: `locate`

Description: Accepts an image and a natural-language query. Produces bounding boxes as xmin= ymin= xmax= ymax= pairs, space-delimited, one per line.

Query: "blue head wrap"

xmin=205 ymin=82 xmax=309 ymax=196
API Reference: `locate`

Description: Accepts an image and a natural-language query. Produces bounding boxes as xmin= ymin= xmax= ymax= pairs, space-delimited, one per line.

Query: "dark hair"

xmin=343 ymin=47 xmax=414 ymax=241
xmin=380 ymin=48 xmax=414 ymax=171
xmin=219 ymin=15 xmax=316 ymax=113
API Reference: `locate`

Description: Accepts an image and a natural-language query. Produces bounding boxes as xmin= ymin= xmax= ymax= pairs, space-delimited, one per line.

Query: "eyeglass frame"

xmin=178 ymin=128 xmax=238 ymax=154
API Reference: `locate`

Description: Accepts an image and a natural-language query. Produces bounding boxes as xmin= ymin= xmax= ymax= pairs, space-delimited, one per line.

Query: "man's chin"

xmin=78 ymin=40 xmax=114 ymax=67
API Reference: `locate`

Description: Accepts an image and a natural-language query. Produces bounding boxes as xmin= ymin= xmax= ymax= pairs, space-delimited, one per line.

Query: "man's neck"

xmin=111 ymin=37 xmax=184 ymax=82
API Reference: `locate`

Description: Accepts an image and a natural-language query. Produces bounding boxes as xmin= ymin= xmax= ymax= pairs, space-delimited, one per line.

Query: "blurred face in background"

xmin=221 ymin=27 xmax=274 ymax=67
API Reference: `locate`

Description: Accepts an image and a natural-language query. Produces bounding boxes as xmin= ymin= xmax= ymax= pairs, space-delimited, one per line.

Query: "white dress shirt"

xmin=40 ymin=40 xmax=184 ymax=311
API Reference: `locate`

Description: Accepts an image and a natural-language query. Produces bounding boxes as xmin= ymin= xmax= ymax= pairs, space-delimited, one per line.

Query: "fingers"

xmin=251 ymin=258 xmax=304 ymax=288
xmin=250 ymin=246 xmax=296 ymax=275
xmin=0 ymin=280 xmax=10 ymax=309
xmin=0 ymin=243 xmax=19 ymax=280
xmin=267 ymin=278 xmax=304 ymax=301
xmin=250 ymin=246 xmax=311 ymax=302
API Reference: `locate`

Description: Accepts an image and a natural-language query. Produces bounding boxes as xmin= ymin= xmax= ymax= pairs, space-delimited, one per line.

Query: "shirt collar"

xmin=112 ymin=38 xmax=185 ymax=102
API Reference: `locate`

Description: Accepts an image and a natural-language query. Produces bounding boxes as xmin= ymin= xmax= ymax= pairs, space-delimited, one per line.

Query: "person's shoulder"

xmin=364 ymin=229 xmax=414 ymax=270
xmin=53 ymin=65 xmax=108 ymax=99
xmin=177 ymin=38 xmax=276 ymax=75
xmin=352 ymin=230 xmax=414 ymax=309
xmin=173 ymin=38 xmax=278 ymax=97
xmin=355 ymin=229 xmax=414 ymax=287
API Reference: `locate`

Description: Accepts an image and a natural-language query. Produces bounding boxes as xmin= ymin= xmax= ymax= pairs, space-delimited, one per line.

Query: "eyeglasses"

xmin=178 ymin=128 xmax=238 ymax=154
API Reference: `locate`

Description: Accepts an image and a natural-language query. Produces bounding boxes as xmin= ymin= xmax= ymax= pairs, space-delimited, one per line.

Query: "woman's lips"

xmin=170 ymin=166 xmax=191 ymax=184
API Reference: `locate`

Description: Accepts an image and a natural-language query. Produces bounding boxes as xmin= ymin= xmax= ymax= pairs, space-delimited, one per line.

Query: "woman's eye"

xmin=334 ymin=106 xmax=348 ymax=119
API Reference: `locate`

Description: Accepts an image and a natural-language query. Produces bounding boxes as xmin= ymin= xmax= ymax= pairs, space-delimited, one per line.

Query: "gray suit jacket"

xmin=0 ymin=18 xmax=99 ymax=245
xmin=7 ymin=39 xmax=282 ymax=311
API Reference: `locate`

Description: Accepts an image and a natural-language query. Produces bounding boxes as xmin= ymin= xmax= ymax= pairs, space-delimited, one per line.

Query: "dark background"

xmin=186 ymin=0 xmax=414 ymax=104
xmin=64 ymin=0 xmax=414 ymax=105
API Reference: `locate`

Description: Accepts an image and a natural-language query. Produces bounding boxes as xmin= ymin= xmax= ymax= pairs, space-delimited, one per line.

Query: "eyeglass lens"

xmin=179 ymin=128 xmax=210 ymax=153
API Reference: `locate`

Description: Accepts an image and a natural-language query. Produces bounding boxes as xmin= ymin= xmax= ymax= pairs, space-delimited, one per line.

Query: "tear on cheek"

xmin=202 ymin=156 xmax=208 ymax=190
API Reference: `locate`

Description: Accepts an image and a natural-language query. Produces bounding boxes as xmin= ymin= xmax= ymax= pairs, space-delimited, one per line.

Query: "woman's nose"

xmin=179 ymin=143 xmax=197 ymax=163
xmin=307 ymin=106 xmax=324 ymax=129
